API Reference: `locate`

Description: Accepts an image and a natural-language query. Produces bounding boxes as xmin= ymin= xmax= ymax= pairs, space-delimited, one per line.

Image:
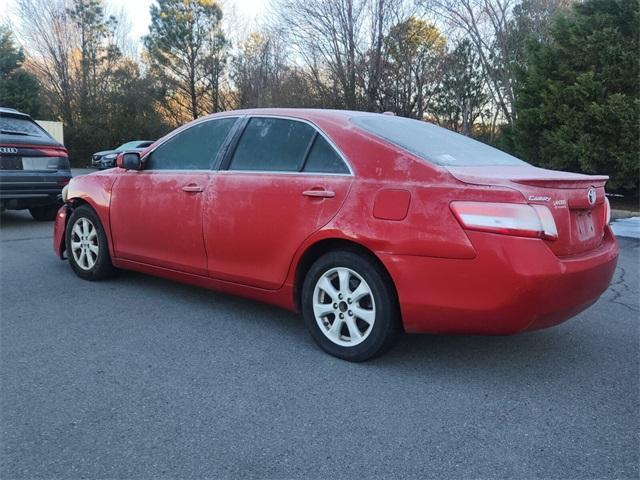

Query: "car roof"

xmin=203 ymin=108 xmax=380 ymax=126
xmin=0 ymin=107 xmax=31 ymax=119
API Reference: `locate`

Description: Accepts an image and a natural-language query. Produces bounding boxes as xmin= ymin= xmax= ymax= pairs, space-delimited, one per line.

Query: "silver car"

xmin=91 ymin=140 xmax=154 ymax=169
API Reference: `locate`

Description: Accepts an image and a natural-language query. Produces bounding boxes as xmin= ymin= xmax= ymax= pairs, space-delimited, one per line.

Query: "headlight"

xmin=104 ymin=153 xmax=117 ymax=160
xmin=61 ymin=184 xmax=69 ymax=203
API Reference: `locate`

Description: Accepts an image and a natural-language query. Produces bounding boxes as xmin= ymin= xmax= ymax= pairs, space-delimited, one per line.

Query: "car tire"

xmin=29 ymin=205 xmax=59 ymax=221
xmin=301 ymin=250 xmax=401 ymax=361
xmin=65 ymin=205 xmax=117 ymax=280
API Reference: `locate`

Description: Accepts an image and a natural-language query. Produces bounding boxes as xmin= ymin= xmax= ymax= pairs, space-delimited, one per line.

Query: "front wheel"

xmin=301 ymin=250 xmax=400 ymax=361
xmin=65 ymin=205 xmax=116 ymax=280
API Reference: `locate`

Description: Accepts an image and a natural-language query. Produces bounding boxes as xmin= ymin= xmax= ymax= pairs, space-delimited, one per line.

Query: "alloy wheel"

xmin=70 ymin=217 xmax=99 ymax=271
xmin=312 ymin=267 xmax=376 ymax=347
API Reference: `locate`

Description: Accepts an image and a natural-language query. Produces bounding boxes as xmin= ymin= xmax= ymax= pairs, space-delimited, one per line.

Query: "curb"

xmin=611 ymin=208 xmax=640 ymax=220
xmin=611 ymin=209 xmax=640 ymax=220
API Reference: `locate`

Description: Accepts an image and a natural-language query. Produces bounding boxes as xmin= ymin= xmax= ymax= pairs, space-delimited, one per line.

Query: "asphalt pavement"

xmin=1 ymin=206 xmax=638 ymax=479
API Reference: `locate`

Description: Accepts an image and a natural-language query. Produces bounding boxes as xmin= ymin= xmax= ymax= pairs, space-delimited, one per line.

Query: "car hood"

xmin=93 ymin=150 xmax=117 ymax=157
xmin=94 ymin=148 xmax=147 ymax=157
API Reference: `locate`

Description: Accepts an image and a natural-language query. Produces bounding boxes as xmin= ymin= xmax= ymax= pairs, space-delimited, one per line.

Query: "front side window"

xmin=146 ymin=117 xmax=236 ymax=170
xmin=228 ymin=117 xmax=315 ymax=172
xmin=351 ymin=115 xmax=527 ymax=167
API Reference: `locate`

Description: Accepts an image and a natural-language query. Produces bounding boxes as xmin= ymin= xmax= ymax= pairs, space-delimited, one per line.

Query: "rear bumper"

xmin=0 ymin=173 xmax=71 ymax=209
xmin=0 ymin=192 xmax=63 ymax=209
xmin=379 ymin=227 xmax=619 ymax=335
xmin=53 ymin=205 xmax=68 ymax=259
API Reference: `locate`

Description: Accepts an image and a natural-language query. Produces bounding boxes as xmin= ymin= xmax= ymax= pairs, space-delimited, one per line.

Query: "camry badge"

xmin=528 ymin=195 xmax=551 ymax=202
xmin=0 ymin=147 xmax=18 ymax=154
xmin=587 ymin=187 xmax=597 ymax=206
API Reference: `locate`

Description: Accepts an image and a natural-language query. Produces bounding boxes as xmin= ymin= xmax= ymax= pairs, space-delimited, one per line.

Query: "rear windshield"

xmin=351 ymin=115 xmax=526 ymax=167
xmin=0 ymin=115 xmax=50 ymax=139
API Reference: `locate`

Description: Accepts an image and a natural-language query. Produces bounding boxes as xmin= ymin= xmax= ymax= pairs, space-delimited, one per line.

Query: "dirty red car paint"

xmin=54 ymin=109 xmax=618 ymax=361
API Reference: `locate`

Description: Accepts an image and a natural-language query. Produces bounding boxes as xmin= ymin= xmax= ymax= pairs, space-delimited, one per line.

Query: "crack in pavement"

xmin=1 ymin=235 xmax=53 ymax=243
xmin=604 ymin=264 xmax=640 ymax=313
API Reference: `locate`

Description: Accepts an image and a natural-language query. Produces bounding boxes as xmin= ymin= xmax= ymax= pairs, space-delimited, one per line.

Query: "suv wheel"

xmin=302 ymin=250 xmax=400 ymax=361
xmin=29 ymin=205 xmax=58 ymax=221
xmin=65 ymin=205 xmax=116 ymax=280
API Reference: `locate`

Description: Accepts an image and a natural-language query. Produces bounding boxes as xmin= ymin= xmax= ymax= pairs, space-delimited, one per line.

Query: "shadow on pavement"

xmin=0 ymin=209 xmax=43 ymax=226
xmin=112 ymin=266 xmax=595 ymax=375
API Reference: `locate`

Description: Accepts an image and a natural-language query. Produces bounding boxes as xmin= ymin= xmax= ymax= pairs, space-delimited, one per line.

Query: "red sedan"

xmin=53 ymin=109 xmax=618 ymax=361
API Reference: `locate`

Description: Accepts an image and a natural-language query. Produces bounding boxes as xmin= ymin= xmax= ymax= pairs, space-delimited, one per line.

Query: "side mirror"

xmin=116 ymin=151 xmax=142 ymax=170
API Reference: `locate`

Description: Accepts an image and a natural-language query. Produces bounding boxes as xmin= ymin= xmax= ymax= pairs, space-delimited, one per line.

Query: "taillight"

xmin=604 ymin=197 xmax=611 ymax=225
xmin=451 ymin=201 xmax=558 ymax=240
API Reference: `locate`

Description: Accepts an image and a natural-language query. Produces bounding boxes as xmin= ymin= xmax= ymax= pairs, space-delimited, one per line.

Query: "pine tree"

xmin=0 ymin=26 xmax=41 ymax=116
xmin=511 ymin=0 xmax=639 ymax=194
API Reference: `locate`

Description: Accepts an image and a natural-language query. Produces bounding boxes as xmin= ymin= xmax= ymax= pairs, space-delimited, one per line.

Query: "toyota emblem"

xmin=587 ymin=187 xmax=597 ymax=206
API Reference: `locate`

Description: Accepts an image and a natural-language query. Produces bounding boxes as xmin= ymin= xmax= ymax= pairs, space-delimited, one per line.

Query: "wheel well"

xmin=64 ymin=198 xmax=97 ymax=236
xmin=293 ymin=238 xmax=397 ymax=312
xmin=68 ymin=197 xmax=90 ymax=209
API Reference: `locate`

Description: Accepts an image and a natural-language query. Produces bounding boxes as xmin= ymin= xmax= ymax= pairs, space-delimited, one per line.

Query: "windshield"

xmin=351 ymin=115 xmax=527 ymax=167
xmin=116 ymin=141 xmax=146 ymax=151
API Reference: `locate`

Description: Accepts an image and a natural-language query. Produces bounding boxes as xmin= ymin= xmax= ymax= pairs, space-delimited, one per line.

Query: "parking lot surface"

xmin=1 ymin=207 xmax=638 ymax=479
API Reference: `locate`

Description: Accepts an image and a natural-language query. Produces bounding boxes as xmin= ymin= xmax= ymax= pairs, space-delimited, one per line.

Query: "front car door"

xmin=204 ymin=116 xmax=354 ymax=289
xmin=110 ymin=117 xmax=238 ymax=275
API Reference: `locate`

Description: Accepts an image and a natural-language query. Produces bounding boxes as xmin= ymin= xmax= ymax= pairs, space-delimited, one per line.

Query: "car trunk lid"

xmin=0 ymin=145 xmax=69 ymax=171
xmin=447 ymin=165 xmax=608 ymax=256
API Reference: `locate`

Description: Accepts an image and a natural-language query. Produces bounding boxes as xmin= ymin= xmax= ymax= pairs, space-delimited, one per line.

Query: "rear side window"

xmin=351 ymin=115 xmax=527 ymax=167
xmin=229 ymin=117 xmax=315 ymax=172
xmin=0 ymin=115 xmax=50 ymax=139
xmin=146 ymin=118 xmax=236 ymax=170
xmin=303 ymin=136 xmax=349 ymax=174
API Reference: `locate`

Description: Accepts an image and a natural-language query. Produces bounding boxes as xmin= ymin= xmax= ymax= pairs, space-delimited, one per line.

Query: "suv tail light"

xmin=451 ymin=201 xmax=558 ymax=240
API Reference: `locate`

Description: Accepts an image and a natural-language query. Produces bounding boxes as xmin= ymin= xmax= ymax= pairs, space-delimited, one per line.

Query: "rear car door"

xmin=204 ymin=116 xmax=353 ymax=289
xmin=110 ymin=117 xmax=238 ymax=275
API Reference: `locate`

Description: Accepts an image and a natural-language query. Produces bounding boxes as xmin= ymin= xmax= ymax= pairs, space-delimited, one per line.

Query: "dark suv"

xmin=0 ymin=107 xmax=71 ymax=220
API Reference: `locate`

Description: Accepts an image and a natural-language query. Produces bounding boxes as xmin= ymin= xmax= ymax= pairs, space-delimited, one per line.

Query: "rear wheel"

xmin=65 ymin=205 xmax=116 ymax=280
xmin=302 ymin=250 xmax=400 ymax=361
xmin=29 ymin=205 xmax=58 ymax=221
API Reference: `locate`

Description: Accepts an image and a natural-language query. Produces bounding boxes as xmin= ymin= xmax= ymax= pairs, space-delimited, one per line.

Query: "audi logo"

xmin=0 ymin=147 xmax=18 ymax=155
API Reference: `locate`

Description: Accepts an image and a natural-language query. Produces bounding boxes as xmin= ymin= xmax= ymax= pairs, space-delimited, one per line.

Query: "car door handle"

xmin=302 ymin=189 xmax=335 ymax=198
xmin=182 ymin=184 xmax=204 ymax=193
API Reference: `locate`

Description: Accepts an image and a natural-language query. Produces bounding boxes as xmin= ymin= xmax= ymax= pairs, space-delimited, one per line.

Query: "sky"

xmin=1 ymin=0 xmax=267 ymax=47
xmin=106 ymin=0 xmax=267 ymax=40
